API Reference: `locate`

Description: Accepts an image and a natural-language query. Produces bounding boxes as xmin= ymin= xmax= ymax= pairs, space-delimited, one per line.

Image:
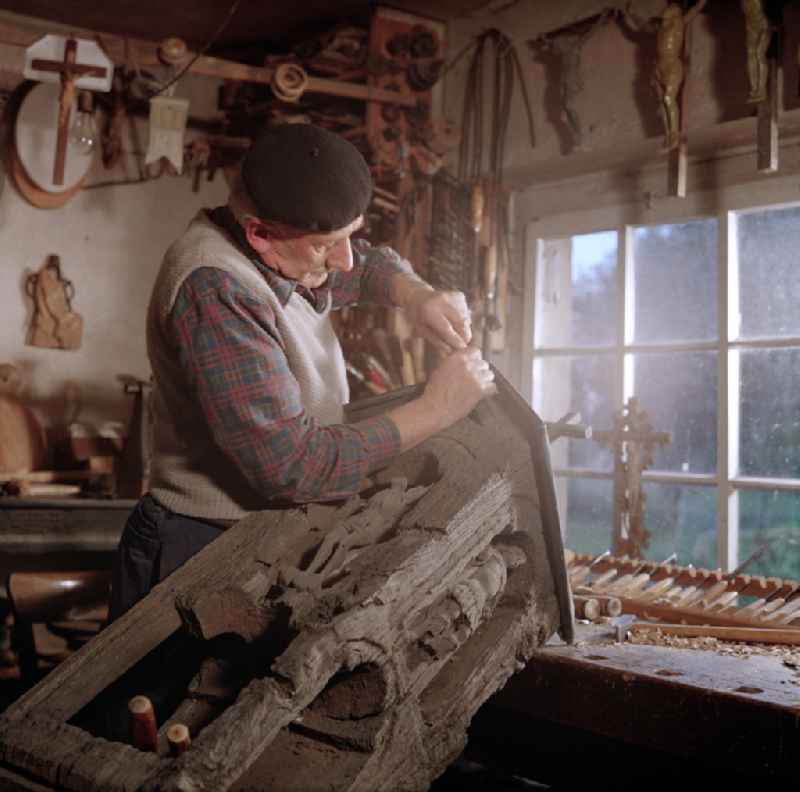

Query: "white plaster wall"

xmin=0 ymin=68 xmax=230 ymax=434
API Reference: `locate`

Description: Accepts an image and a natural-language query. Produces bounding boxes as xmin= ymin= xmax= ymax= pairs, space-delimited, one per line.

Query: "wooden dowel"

xmin=617 ymin=573 xmax=652 ymax=597
xmin=684 ymin=579 xmax=728 ymax=608
xmin=129 ymin=695 xmax=158 ymax=752
xmin=637 ymin=578 xmax=675 ymax=602
xmin=573 ymin=595 xmax=600 ymax=621
xmin=573 ymin=587 xmax=623 ymax=617
xmin=630 ymin=622 xmax=800 ymax=646
xmin=737 ymin=596 xmax=768 ymax=617
xmin=166 ymin=723 xmax=191 ymax=756
xmin=568 ymin=566 xmax=591 ymax=586
xmin=595 ymin=595 xmax=622 ymax=618
xmin=706 ymin=590 xmax=741 ymax=613
xmin=602 ymin=573 xmax=634 ymax=594
xmin=590 ymin=569 xmax=619 ymax=589
xmin=669 ymin=585 xmax=699 ymax=606
xmin=765 ymin=597 xmax=800 ymax=625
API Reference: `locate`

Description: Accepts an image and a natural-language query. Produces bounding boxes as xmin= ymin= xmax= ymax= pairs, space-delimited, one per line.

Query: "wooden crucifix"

xmin=528 ymin=10 xmax=614 ymax=153
xmin=622 ymin=1 xmax=707 ymax=197
xmin=593 ymin=397 xmax=671 ymax=559
xmin=741 ymin=0 xmax=779 ymax=173
xmin=24 ymin=36 xmax=111 ymax=185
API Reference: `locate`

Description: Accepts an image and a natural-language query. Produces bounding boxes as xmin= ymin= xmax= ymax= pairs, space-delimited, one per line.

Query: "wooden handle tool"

xmin=129 ymin=695 xmax=158 ymax=752
xmin=167 ymin=723 xmax=191 ymax=756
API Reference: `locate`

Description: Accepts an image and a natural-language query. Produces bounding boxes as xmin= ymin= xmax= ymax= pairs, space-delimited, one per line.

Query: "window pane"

xmin=536 ymin=231 xmax=618 ymax=348
xmin=740 ymin=348 xmax=800 ymax=478
xmin=562 ymin=477 xmax=613 ymax=556
xmin=632 ymin=219 xmax=718 ymax=343
xmin=642 ymin=483 xmax=717 ymax=568
xmin=534 ymin=355 xmax=615 ymax=471
xmin=737 ymin=206 xmax=800 ymax=339
xmin=739 ymin=490 xmax=800 ymax=580
xmin=633 ymin=352 xmax=718 ymax=474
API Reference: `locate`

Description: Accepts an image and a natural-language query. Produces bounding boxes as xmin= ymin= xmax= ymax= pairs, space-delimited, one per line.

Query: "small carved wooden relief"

xmin=26 ymin=255 xmax=83 ymax=350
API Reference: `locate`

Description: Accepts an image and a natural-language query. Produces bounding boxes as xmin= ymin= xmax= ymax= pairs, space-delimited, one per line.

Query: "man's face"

xmin=247 ymin=215 xmax=364 ymax=290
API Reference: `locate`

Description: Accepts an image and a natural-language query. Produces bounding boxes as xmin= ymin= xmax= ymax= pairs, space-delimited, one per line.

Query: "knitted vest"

xmin=147 ymin=211 xmax=349 ymax=521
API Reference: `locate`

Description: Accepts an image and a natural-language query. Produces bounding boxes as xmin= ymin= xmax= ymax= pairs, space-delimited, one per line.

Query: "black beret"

xmin=242 ymin=124 xmax=373 ymax=233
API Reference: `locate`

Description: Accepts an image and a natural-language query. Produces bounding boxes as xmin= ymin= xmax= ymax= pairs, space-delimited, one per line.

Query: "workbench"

xmin=472 ymin=623 xmax=800 ymax=787
xmin=0 ymin=498 xmax=131 ymax=575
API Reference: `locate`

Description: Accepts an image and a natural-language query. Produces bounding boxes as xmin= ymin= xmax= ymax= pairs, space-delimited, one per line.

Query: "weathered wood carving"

xmin=0 ymin=374 xmax=572 ymax=792
xmin=26 ymin=255 xmax=83 ymax=351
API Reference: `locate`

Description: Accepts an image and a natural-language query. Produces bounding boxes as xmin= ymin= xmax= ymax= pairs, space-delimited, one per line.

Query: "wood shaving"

xmin=627 ymin=627 xmax=800 ymax=670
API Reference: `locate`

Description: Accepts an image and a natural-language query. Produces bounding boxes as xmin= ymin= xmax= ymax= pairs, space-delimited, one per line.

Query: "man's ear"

xmin=244 ymin=218 xmax=273 ymax=255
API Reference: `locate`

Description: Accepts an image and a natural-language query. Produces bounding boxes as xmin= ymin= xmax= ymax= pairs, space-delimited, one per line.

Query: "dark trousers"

xmin=84 ymin=494 xmax=224 ymax=741
xmin=109 ymin=493 xmax=224 ymax=621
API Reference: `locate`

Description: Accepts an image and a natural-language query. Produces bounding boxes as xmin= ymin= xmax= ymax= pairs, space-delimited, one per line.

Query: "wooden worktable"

xmin=0 ymin=498 xmax=132 ymax=574
xmin=475 ymin=623 xmax=800 ymax=784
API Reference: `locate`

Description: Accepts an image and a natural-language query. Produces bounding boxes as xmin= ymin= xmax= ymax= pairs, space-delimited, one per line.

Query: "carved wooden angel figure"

xmin=623 ymin=0 xmax=708 ymax=151
xmin=741 ymin=0 xmax=772 ymax=104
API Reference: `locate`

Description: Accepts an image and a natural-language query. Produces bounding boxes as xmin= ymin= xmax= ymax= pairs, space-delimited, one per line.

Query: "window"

xmin=525 ymin=204 xmax=800 ymax=579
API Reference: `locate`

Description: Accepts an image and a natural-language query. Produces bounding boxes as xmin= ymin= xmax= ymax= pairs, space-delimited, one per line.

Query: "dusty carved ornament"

xmin=26 ymin=255 xmax=83 ymax=350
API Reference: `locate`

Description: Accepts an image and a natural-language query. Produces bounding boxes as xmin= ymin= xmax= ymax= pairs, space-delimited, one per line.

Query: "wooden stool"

xmin=7 ymin=570 xmax=111 ymax=684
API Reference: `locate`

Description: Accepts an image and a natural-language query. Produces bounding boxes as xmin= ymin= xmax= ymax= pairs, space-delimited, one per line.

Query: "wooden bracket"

xmin=757 ymin=54 xmax=780 ymax=173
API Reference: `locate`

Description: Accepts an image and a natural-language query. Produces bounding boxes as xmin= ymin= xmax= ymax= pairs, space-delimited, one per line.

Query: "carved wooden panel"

xmin=0 ymin=375 xmax=572 ymax=792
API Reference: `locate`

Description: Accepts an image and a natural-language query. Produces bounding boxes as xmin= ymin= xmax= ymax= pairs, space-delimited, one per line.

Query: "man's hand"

xmin=421 ymin=346 xmax=496 ymax=427
xmin=386 ymin=346 xmax=497 ymax=453
xmin=407 ymin=288 xmax=472 ymax=353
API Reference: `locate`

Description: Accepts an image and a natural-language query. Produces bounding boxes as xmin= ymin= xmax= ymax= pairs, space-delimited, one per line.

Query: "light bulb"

xmin=70 ymin=91 xmax=98 ymax=155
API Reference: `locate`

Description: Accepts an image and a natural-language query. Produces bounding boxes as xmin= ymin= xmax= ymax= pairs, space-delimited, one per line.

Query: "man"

xmin=109 ymin=123 xmax=495 ymax=620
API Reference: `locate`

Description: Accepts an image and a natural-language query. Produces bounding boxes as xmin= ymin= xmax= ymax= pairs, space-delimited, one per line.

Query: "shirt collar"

xmin=208 ymin=206 xmax=303 ymax=307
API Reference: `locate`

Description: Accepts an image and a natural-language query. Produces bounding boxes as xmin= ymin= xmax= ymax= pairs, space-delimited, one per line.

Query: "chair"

xmin=7 ymin=570 xmax=111 ymax=684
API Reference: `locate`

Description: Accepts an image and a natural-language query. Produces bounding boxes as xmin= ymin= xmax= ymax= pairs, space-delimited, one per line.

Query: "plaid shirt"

xmin=166 ymin=207 xmax=411 ymax=503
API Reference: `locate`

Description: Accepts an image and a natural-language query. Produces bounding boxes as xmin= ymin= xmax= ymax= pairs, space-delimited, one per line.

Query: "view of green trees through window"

xmin=533 ymin=206 xmax=800 ymax=580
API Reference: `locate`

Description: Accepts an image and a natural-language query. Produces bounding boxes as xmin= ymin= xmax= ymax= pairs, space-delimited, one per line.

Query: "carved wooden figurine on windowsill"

xmin=26 ymin=255 xmax=83 ymax=350
xmin=623 ymin=0 xmax=707 ymax=151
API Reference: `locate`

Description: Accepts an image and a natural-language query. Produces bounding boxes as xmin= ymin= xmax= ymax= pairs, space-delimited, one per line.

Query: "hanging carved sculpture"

xmin=26 ymin=255 xmax=83 ymax=350
xmin=528 ymin=11 xmax=613 ymax=152
xmin=741 ymin=0 xmax=773 ymax=104
xmin=622 ymin=0 xmax=707 ymax=151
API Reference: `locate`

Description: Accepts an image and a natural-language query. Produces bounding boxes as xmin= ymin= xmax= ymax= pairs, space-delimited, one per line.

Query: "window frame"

xmin=521 ymin=181 xmax=800 ymax=572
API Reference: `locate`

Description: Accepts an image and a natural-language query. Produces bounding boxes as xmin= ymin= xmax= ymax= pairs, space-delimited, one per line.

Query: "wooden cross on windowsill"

xmin=30 ymin=38 xmax=108 ymax=185
xmin=592 ymin=397 xmax=671 ymax=559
